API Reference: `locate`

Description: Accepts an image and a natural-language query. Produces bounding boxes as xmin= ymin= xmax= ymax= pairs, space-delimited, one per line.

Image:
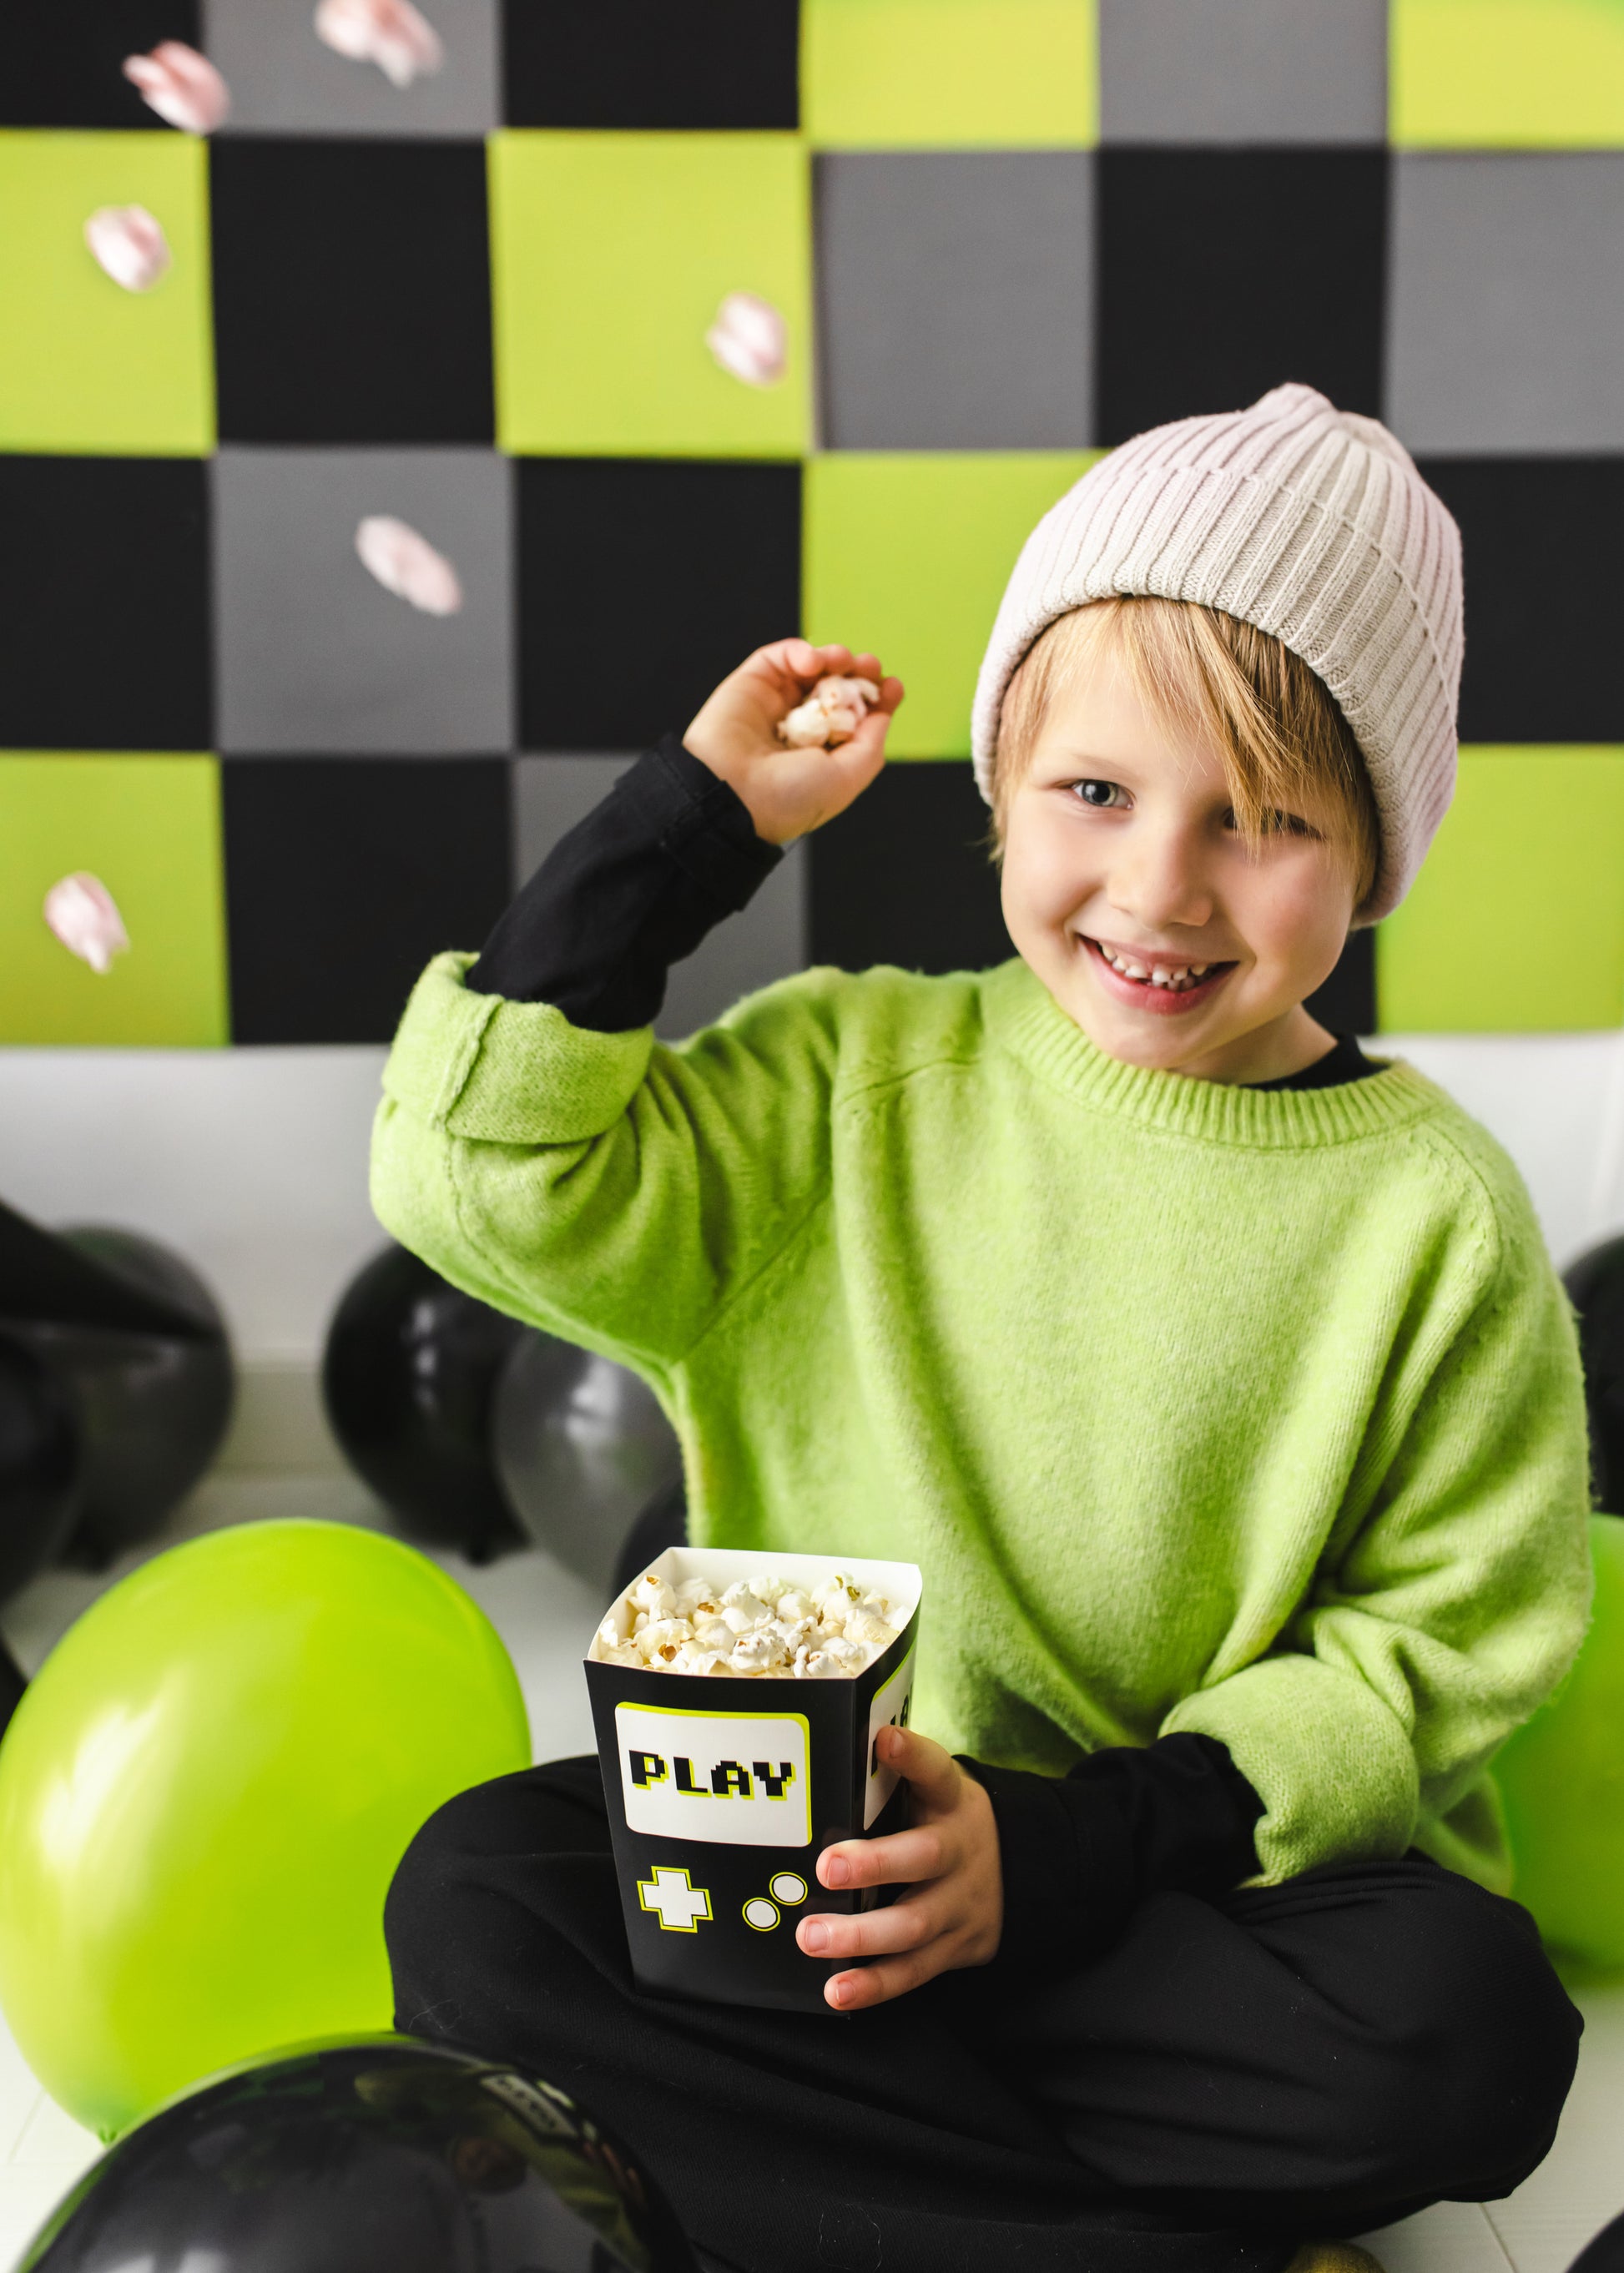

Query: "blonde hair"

xmin=989 ymin=597 xmax=1381 ymax=907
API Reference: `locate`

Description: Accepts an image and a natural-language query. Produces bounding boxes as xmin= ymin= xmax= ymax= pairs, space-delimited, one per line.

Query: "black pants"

xmin=385 ymin=1756 xmax=1581 ymax=2273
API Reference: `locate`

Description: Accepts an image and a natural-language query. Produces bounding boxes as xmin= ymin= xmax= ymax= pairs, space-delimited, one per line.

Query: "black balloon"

xmin=493 ymin=1331 xmax=683 ymax=1593
xmin=24 ymin=1227 xmax=235 ymax=1568
xmin=18 ymin=2036 xmax=697 ymax=2273
xmin=323 ymin=1245 xmax=528 ymax=1561
xmin=1573 ymin=2214 xmax=1624 ymax=2273
xmin=0 ymin=1328 xmax=81 ymax=1603
xmin=1562 ymin=1235 xmax=1624 ymax=1511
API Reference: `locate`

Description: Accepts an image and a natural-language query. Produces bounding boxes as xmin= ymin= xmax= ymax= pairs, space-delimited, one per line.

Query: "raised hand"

xmin=683 ymin=638 xmax=905 ymax=847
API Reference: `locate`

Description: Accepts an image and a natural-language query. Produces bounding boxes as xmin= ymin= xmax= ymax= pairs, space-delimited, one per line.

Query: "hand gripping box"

xmin=585 ymin=1547 xmax=921 ymax=2014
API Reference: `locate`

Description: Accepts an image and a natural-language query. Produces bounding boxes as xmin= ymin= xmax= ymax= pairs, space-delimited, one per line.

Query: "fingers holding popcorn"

xmin=682 ymin=638 xmax=905 ymax=847
xmin=799 ymin=1727 xmax=1004 ymax=2012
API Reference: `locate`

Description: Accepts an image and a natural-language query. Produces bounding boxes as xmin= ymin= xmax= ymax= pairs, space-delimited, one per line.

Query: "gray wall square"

xmin=214 ymin=448 xmax=513 ymax=753
xmin=204 ymin=0 xmax=497 ymax=134
xmin=1099 ymin=0 xmax=1385 ymax=144
xmin=1387 ymin=154 xmax=1624 ymax=455
xmin=514 ymin=755 xmax=808 ymax=1041
xmin=815 ymin=151 xmax=1092 ymax=451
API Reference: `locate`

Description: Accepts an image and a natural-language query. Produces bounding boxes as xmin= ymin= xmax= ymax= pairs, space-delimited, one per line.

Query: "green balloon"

xmin=1494 ymin=1514 xmax=1624 ymax=1979
xmin=0 ymin=1520 xmax=530 ymax=2138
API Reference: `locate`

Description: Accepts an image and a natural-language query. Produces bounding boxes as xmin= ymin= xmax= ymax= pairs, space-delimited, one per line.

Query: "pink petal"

xmin=355 ymin=516 xmax=463 ymax=615
xmin=314 ymin=0 xmax=444 ymax=87
xmin=44 ymin=874 xmax=130 ymax=976
xmin=706 ymin=291 xmax=788 ymax=388
xmin=83 ymin=204 xmax=171 ymax=292
xmin=122 ymin=42 xmax=231 ymax=133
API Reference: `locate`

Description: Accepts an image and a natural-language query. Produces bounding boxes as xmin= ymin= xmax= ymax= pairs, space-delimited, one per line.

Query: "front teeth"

xmin=1097 ymin=942 xmax=1212 ymax=990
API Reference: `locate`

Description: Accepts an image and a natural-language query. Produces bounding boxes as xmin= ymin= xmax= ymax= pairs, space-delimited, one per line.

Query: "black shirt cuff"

xmin=467 ymin=733 xmax=783 ymax=1028
xmin=961 ymin=1734 xmax=1263 ymax=1974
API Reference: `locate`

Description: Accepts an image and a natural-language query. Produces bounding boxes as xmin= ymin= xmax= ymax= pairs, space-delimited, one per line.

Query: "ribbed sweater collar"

xmin=981 ymin=959 xmax=1441 ymax=1151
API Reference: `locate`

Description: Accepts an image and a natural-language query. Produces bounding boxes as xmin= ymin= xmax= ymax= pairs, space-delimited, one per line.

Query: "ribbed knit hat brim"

xmin=969 ymin=383 xmax=1465 ymax=925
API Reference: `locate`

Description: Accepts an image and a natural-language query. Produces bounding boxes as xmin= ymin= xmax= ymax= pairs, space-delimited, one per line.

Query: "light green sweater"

xmin=372 ymin=950 xmax=1592 ymax=1891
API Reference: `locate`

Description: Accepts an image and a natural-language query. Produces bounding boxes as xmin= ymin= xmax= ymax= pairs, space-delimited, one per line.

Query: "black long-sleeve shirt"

xmin=468 ymin=736 xmax=1380 ymax=1956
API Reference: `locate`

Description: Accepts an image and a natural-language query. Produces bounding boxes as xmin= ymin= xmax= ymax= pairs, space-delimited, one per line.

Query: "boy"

xmin=373 ymin=386 xmax=1590 ymax=2273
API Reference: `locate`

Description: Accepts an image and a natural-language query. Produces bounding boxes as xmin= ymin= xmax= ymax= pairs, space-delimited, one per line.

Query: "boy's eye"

xmin=1072 ymin=779 xmax=1125 ymax=809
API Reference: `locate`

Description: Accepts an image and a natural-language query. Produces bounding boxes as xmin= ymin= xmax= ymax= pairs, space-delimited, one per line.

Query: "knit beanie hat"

xmin=970 ymin=382 xmax=1465 ymax=925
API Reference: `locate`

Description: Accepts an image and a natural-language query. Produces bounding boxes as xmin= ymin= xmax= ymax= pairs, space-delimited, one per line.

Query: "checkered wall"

xmin=5 ymin=0 xmax=1624 ymax=1046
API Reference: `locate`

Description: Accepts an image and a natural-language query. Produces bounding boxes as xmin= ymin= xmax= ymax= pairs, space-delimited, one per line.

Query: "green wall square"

xmin=804 ymin=452 xmax=1101 ymax=759
xmin=490 ymin=131 xmax=811 ymax=458
xmin=1377 ymin=748 xmax=1624 ymax=1031
xmin=1391 ymin=0 xmax=1624 ymax=147
xmin=803 ymin=0 xmax=1097 ymax=148
xmin=0 ymin=754 xmax=228 ymax=1046
xmin=0 ymin=132 xmax=214 ymax=456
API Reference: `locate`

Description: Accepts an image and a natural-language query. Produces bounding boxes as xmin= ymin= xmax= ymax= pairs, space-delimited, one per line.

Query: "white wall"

xmin=0 ymin=1046 xmax=386 ymax=1362
xmin=0 ymin=1031 xmax=1619 ymax=1383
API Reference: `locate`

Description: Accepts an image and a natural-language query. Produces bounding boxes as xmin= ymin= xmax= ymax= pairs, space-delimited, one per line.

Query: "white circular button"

xmin=743 ymin=1897 xmax=779 ymax=1932
xmin=769 ymin=1872 xmax=808 ymax=1905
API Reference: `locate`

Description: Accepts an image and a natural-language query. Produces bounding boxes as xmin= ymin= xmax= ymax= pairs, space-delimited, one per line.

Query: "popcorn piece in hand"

xmin=43 ymin=874 xmax=129 ymax=975
xmin=355 ymin=516 xmax=463 ymax=616
xmin=123 ymin=43 xmax=231 ymax=133
xmin=776 ymin=677 xmax=880 ymax=751
xmin=705 ymin=291 xmax=788 ymax=388
xmin=315 ymin=0 xmax=444 ymax=86
xmin=84 ymin=205 xmax=170 ymax=292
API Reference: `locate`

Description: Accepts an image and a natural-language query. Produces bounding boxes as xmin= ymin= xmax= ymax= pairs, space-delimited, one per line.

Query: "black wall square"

xmin=503 ymin=0 xmax=799 ymax=128
xmin=517 ymin=459 xmax=800 ymax=750
xmin=1418 ymin=457 xmax=1624 ymax=743
xmin=808 ymin=763 xmax=1011 ymax=977
xmin=0 ymin=456 xmax=210 ymax=749
xmin=1 ymin=0 xmax=199 ymax=127
xmin=210 ymin=139 xmax=494 ymax=445
xmin=1097 ymin=149 xmax=1388 ymax=441
xmin=224 ymin=758 xmax=512 ymax=1043
xmin=1304 ymin=928 xmax=1376 ymax=1037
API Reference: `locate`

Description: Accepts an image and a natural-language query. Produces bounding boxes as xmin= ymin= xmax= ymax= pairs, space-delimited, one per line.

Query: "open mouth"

xmin=1081 ymin=934 xmax=1238 ymax=1015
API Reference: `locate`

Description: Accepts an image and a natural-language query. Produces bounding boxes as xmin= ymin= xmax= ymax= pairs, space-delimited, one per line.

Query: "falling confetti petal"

xmin=44 ymin=874 xmax=130 ymax=975
xmin=121 ymin=42 xmax=231 ymax=134
xmin=314 ymin=0 xmax=444 ymax=87
xmin=355 ymin=516 xmax=463 ymax=615
xmin=705 ymin=291 xmax=788 ymax=388
xmin=83 ymin=204 xmax=171 ymax=293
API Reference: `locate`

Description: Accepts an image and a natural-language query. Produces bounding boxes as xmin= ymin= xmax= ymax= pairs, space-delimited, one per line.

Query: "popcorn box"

xmin=585 ymin=1546 xmax=921 ymax=2014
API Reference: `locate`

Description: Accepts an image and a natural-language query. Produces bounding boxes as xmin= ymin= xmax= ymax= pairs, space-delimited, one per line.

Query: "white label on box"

xmin=615 ymin=1703 xmax=812 ymax=1847
xmin=865 ymin=1650 xmax=915 ymax=1827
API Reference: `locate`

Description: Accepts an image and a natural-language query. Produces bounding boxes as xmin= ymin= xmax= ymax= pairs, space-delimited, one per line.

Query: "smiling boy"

xmin=373 ymin=386 xmax=1590 ymax=2273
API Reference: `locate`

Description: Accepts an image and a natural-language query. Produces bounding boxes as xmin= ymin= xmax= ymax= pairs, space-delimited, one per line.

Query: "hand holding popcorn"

xmin=797 ymin=1727 xmax=1002 ymax=2011
xmin=683 ymin=638 xmax=904 ymax=847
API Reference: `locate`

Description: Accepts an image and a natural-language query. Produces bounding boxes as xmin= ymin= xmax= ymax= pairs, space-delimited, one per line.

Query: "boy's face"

xmin=999 ymin=627 xmax=1359 ymax=1085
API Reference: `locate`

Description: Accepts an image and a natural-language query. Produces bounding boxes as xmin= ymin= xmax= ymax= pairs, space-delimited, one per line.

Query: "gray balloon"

xmin=491 ymin=1331 xmax=683 ymax=1592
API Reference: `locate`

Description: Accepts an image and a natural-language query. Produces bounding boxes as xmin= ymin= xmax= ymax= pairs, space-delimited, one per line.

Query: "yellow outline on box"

xmin=636 ymin=1865 xmax=713 ymax=1935
xmin=742 ymin=1897 xmax=781 ymax=1933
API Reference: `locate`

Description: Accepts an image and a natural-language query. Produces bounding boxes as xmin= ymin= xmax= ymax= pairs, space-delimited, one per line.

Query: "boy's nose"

xmin=1105 ymin=829 xmax=1214 ymax=934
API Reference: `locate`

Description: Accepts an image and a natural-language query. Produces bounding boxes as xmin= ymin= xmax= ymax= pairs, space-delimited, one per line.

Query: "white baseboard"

xmin=217 ymin=1358 xmax=345 ymax=1475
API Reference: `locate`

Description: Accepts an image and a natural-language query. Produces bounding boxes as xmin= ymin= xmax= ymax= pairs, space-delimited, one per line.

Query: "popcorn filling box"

xmin=585 ymin=1547 xmax=922 ymax=2014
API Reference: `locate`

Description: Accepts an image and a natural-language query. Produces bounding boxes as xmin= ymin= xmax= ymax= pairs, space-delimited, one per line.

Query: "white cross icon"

xmin=637 ymin=1866 xmax=713 ymax=1933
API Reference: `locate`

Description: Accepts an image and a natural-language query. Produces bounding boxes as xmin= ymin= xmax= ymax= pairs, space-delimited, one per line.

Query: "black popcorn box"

xmin=585 ymin=1547 xmax=922 ymax=2014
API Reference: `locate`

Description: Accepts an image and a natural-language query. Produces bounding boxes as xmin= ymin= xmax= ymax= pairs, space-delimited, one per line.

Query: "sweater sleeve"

xmin=371 ymin=931 xmax=845 ymax=1382
xmin=1160 ymin=1176 xmax=1593 ymax=1888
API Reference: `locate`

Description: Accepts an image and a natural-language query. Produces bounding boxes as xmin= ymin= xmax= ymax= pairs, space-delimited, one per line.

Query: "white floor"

xmin=0 ymin=1473 xmax=1620 ymax=2272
